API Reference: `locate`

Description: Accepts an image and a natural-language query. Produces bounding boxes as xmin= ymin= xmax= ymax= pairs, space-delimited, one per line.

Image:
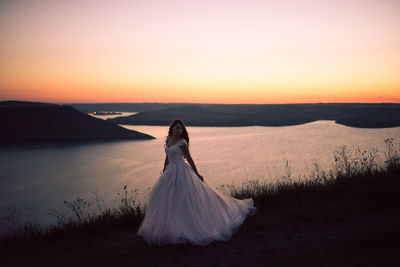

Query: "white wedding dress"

xmin=137 ymin=139 xmax=256 ymax=246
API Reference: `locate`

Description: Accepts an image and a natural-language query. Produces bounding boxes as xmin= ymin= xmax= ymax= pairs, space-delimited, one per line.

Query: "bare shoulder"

xmin=179 ymin=140 xmax=190 ymax=154
xmin=179 ymin=139 xmax=188 ymax=145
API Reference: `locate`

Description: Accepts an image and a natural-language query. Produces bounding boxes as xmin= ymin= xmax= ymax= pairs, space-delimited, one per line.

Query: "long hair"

xmin=166 ymin=119 xmax=189 ymax=146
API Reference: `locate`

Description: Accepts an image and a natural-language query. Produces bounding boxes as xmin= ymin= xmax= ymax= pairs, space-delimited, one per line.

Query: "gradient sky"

xmin=0 ymin=0 xmax=399 ymax=104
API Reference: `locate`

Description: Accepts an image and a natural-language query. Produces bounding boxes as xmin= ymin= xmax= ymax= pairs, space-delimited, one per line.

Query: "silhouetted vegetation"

xmin=1 ymin=186 xmax=146 ymax=246
xmin=226 ymin=138 xmax=400 ymax=211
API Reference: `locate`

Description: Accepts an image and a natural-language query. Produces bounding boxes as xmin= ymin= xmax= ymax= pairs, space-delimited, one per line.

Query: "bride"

xmin=137 ymin=119 xmax=256 ymax=246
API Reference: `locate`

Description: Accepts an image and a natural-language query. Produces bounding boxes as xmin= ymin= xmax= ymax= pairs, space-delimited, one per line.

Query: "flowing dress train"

xmin=137 ymin=139 xmax=256 ymax=246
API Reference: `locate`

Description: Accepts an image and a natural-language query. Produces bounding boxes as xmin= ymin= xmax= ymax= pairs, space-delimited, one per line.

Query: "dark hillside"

xmin=0 ymin=101 xmax=154 ymax=143
xmin=70 ymin=103 xmax=188 ymax=113
xmin=109 ymin=103 xmax=400 ymax=128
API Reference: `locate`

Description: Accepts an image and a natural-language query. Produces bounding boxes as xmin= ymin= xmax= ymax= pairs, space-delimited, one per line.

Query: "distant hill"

xmin=70 ymin=103 xmax=189 ymax=114
xmin=107 ymin=103 xmax=400 ymax=128
xmin=0 ymin=101 xmax=154 ymax=144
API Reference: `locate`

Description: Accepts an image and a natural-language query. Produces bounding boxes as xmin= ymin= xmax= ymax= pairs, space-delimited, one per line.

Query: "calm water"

xmin=1 ymin=120 xmax=399 ymax=231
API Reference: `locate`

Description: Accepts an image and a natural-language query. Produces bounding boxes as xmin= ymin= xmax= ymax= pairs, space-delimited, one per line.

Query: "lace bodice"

xmin=165 ymin=139 xmax=187 ymax=164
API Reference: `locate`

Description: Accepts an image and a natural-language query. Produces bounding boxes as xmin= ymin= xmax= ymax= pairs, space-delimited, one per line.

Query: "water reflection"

xmin=0 ymin=121 xmax=399 ymax=228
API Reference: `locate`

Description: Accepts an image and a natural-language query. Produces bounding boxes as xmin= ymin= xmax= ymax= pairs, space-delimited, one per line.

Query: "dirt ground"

xmin=3 ymin=203 xmax=400 ymax=267
xmin=0 ymin=202 xmax=400 ymax=266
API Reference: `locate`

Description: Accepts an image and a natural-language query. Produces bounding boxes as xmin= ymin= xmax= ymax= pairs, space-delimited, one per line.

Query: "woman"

xmin=137 ymin=119 xmax=256 ymax=246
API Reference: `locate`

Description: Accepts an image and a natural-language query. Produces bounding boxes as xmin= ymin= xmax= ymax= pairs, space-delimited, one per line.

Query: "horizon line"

xmin=2 ymin=99 xmax=400 ymax=106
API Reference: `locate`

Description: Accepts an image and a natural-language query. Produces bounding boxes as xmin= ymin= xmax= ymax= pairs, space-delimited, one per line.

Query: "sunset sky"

xmin=0 ymin=0 xmax=399 ymax=104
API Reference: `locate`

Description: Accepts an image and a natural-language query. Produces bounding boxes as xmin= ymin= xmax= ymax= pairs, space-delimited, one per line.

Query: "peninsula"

xmin=0 ymin=101 xmax=154 ymax=144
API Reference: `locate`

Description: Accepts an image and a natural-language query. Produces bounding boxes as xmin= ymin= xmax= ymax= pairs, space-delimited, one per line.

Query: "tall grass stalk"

xmin=1 ymin=185 xmax=145 ymax=244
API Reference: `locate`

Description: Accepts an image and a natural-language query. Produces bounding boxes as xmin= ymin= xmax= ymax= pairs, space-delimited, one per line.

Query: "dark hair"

xmin=166 ymin=119 xmax=189 ymax=146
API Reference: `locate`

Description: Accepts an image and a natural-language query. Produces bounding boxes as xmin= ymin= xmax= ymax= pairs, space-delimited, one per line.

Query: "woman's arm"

xmin=162 ymin=155 xmax=169 ymax=173
xmin=162 ymin=136 xmax=170 ymax=174
xmin=181 ymin=144 xmax=204 ymax=182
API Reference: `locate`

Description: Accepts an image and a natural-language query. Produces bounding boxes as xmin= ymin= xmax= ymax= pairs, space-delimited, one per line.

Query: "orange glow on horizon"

xmin=1 ymin=0 xmax=399 ymax=104
xmin=2 ymin=83 xmax=398 ymax=105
